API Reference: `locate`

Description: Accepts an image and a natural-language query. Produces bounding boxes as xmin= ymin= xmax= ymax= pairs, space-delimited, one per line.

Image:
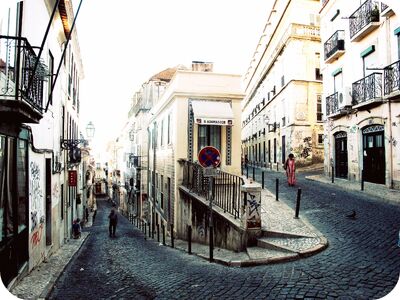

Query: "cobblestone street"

xmin=49 ymin=171 xmax=400 ymax=299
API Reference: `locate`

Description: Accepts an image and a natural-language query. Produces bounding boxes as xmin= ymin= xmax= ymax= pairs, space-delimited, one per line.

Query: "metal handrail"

xmin=352 ymin=72 xmax=382 ymax=105
xmin=383 ymin=59 xmax=400 ymax=95
xmin=349 ymin=0 xmax=379 ymax=39
xmin=182 ymin=160 xmax=244 ymax=219
xmin=324 ymin=30 xmax=345 ymax=61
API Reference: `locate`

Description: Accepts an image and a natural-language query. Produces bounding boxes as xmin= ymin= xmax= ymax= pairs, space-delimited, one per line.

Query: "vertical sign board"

xmin=68 ymin=170 xmax=77 ymax=186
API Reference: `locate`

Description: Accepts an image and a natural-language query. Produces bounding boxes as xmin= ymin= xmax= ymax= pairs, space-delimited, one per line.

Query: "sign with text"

xmin=68 ymin=170 xmax=77 ymax=186
xmin=195 ymin=118 xmax=233 ymax=126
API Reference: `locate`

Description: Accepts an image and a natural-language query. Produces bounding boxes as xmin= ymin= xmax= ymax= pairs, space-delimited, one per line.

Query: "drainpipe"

xmin=388 ymin=98 xmax=394 ymax=189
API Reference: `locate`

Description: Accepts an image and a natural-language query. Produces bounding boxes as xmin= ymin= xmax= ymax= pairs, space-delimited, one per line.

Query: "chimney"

xmin=191 ymin=61 xmax=213 ymax=72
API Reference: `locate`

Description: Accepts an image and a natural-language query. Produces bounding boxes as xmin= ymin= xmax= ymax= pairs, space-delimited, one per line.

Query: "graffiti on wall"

xmin=246 ymin=192 xmax=261 ymax=229
xmin=300 ymin=137 xmax=312 ymax=158
xmin=30 ymin=223 xmax=44 ymax=248
xmin=29 ymin=161 xmax=44 ymax=232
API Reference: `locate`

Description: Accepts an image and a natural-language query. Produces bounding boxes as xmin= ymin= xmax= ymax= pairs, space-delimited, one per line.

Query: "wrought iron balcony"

xmin=0 ymin=35 xmax=47 ymax=123
xmin=324 ymin=30 xmax=345 ymax=63
xmin=380 ymin=2 xmax=394 ymax=17
xmin=383 ymin=59 xmax=400 ymax=96
xmin=349 ymin=0 xmax=380 ymax=42
xmin=352 ymin=72 xmax=382 ymax=107
xmin=381 ymin=2 xmax=388 ymax=11
xmin=326 ymin=92 xmax=339 ymax=116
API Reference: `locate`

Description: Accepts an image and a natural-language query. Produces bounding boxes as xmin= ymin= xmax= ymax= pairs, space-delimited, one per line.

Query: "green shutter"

xmin=331 ymin=67 xmax=342 ymax=77
xmin=394 ymin=27 xmax=400 ymax=36
xmin=360 ymin=45 xmax=375 ymax=58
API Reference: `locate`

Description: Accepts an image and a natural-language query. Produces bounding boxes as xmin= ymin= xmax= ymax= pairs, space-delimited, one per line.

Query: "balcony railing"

xmin=181 ymin=160 xmax=244 ymax=219
xmin=352 ymin=72 xmax=382 ymax=105
xmin=324 ymin=30 xmax=345 ymax=62
xmin=349 ymin=0 xmax=380 ymax=40
xmin=326 ymin=92 xmax=339 ymax=116
xmin=383 ymin=60 xmax=400 ymax=95
xmin=0 ymin=35 xmax=47 ymax=112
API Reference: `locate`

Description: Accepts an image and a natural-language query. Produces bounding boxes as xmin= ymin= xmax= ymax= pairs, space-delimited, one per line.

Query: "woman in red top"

xmin=284 ymin=153 xmax=296 ymax=186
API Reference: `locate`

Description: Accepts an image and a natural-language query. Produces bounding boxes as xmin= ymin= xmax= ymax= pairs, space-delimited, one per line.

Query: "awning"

xmin=191 ymin=100 xmax=234 ymax=126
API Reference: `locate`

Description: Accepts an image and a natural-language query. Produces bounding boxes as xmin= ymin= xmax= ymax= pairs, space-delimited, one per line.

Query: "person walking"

xmin=108 ymin=209 xmax=118 ymax=237
xmin=284 ymin=153 xmax=296 ymax=186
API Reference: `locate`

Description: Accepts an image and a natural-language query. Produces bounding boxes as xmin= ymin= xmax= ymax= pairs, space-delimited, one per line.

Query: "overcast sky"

xmin=74 ymin=0 xmax=272 ymax=155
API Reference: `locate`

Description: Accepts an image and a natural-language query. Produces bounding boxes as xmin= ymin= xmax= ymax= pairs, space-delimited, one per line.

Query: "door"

xmin=334 ymin=132 xmax=348 ymax=178
xmin=363 ymin=125 xmax=385 ymax=184
xmin=45 ymin=159 xmax=52 ymax=245
xmin=282 ymin=135 xmax=286 ymax=163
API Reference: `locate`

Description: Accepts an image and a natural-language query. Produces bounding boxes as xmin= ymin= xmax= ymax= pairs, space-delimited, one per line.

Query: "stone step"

xmin=261 ymin=229 xmax=316 ymax=238
xmin=257 ymin=236 xmax=322 ymax=253
xmin=246 ymin=246 xmax=298 ymax=263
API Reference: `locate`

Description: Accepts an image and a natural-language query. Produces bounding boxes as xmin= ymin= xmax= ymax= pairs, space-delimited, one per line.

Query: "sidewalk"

xmin=306 ymin=174 xmax=400 ymax=204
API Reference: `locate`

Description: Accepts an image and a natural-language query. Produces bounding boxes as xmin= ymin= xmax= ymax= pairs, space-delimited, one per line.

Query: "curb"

xmin=39 ymin=232 xmax=91 ymax=299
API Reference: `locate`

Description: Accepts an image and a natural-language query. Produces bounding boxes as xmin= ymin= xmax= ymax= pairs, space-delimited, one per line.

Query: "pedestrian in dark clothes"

xmin=85 ymin=207 xmax=89 ymax=222
xmin=108 ymin=209 xmax=118 ymax=237
xmin=92 ymin=208 xmax=97 ymax=223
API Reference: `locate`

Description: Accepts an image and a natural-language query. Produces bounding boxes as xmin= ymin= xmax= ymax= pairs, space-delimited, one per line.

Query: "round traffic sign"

xmin=198 ymin=146 xmax=221 ymax=168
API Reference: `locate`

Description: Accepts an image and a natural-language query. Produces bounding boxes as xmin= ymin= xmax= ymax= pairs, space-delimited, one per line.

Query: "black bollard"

xmin=162 ymin=224 xmax=166 ymax=245
xmin=188 ymin=225 xmax=192 ymax=254
xmin=148 ymin=223 xmax=151 ymax=238
xmin=157 ymin=223 xmax=160 ymax=242
xmin=361 ymin=170 xmax=364 ymax=191
xmin=262 ymin=171 xmax=265 ymax=189
xmin=209 ymin=226 xmax=214 ymax=262
xmin=276 ymin=162 xmax=279 ymax=171
xmin=275 ymin=178 xmax=279 ymax=201
xmin=332 ymin=166 xmax=334 ymax=183
xmin=246 ymin=165 xmax=249 ymax=178
xmin=252 ymin=166 xmax=255 ymax=181
xmin=171 ymin=224 xmax=174 ymax=248
xmin=295 ymin=188 xmax=302 ymax=218
xmin=144 ymin=222 xmax=147 ymax=239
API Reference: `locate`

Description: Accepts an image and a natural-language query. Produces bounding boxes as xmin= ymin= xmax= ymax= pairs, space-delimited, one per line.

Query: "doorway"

xmin=362 ymin=125 xmax=385 ymax=184
xmin=334 ymin=131 xmax=348 ymax=178
xmin=45 ymin=159 xmax=52 ymax=245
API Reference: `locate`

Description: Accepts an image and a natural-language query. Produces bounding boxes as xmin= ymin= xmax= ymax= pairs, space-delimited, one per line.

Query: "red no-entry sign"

xmin=198 ymin=146 xmax=221 ymax=168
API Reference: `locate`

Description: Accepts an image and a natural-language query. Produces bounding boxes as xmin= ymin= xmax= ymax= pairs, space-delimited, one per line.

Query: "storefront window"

xmin=17 ymin=139 xmax=27 ymax=233
xmin=0 ymin=135 xmax=5 ymax=242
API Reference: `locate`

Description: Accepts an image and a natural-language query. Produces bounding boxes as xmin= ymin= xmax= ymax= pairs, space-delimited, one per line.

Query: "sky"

xmin=74 ymin=0 xmax=273 ymax=154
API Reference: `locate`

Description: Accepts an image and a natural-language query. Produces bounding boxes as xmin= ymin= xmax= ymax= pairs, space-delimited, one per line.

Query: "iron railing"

xmin=324 ymin=30 xmax=345 ymax=61
xmin=349 ymin=0 xmax=380 ymax=39
xmin=182 ymin=160 xmax=244 ymax=219
xmin=0 ymin=35 xmax=47 ymax=111
xmin=326 ymin=92 xmax=339 ymax=116
xmin=383 ymin=60 xmax=400 ymax=95
xmin=352 ymin=72 xmax=382 ymax=105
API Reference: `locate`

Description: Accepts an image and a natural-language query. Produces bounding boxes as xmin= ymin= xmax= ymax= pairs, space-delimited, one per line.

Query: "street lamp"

xmin=86 ymin=121 xmax=95 ymax=139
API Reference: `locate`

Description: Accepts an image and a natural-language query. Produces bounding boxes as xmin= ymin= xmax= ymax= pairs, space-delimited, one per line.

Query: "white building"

xmin=242 ymin=0 xmax=324 ymax=169
xmin=321 ymin=0 xmax=400 ymax=189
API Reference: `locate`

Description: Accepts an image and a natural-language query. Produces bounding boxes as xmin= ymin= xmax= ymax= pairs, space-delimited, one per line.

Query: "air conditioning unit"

xmin=337 ymin=87 xmax=352 ymax=109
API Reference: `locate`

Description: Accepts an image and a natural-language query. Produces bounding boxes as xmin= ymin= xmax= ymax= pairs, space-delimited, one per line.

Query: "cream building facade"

xmin=242 ymin=0 xmax=324 ymax=169
xmin=321 ymin=0 xmax=400 ymax=189
xmin=147 ymin=62 xmax=244 ymax=238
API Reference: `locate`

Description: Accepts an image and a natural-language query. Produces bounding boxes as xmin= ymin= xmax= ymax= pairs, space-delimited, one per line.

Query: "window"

xmin=397 ymin=34 xmax=400 ymax=60
xmin=160 ymin=175 xmax=164 ymax=210
xmin=273 ymin=138 xmax=277 ymax=163
xmin=160 ymin=119 xmax=164 ymax=146
xmin=198 ymin=125 xmax=221 ymax=152
xmin=317 ymin=94 xmax=323 ymax=122
xmin=17 ymin=139 xmax=27 ymax=233
xmin=318 ymin=134 xmax=324 ymax=144
xmin=167 ymin=113 xmax=172 ymax=144
xmin=315 ymin=68 xmax=323 ymax=81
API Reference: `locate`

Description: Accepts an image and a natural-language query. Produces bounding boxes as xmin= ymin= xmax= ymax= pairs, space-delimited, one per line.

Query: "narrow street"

xmin=49 ymin=172 xmax=400 ymax=299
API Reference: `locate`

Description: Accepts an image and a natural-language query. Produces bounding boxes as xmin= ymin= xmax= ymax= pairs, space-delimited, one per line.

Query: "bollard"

xmin=144 ymin=222 xmax=147 ymax=238
xmin=262 ymin=171 xmax=265 ymax=189
xmin=331 ymin=166 xmax=334 ymax=183
xmin=209 ymin=226 xmax=214 ymax=262
xmin=157 ymin=223 xmax=160 ymax=242
xmin=171 ymin=224 xmax=174 ymax=248
xmin=246 ymin=165 xmax=249 ymax=178
xmin=252 ymin=166 xmax=255 ymax=181
xmin=295 ymin=188 xmax=302 ymax=218
xmin=361 ymin=170 xmax=364 ymax=191
xmin=270 ymin=162 xmax=272 ymax=170
xmin=162 ymin=224 xmax=166 ymax=245
xmin=188 ymin=225 xmax=192 ymax=254
xmin=276 ymin=162 xmax=279 ymax=171
xmin=275 ymin=178 xmax=279 ymax=201
xmin=148 ymin=223 xmax=151 ymax=238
